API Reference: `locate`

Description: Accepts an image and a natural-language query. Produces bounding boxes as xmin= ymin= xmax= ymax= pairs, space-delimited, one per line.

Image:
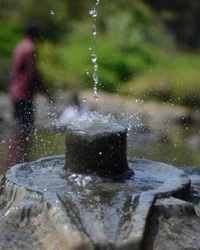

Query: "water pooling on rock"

xmin=0 ymin=120 xmax=193 ymax=250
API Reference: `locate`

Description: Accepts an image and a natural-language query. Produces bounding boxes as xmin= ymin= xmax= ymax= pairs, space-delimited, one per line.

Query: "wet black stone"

xmin=64 ymin=122 xmax=128 ymax=175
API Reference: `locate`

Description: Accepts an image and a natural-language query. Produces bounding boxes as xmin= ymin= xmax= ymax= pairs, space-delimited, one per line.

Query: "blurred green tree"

xmin=144 ymin=0 xmax=200 ymax=49
xmin=0 ymin=0 xmax=69 ymax=42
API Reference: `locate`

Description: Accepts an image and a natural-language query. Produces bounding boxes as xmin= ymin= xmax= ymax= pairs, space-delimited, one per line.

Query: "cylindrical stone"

xmin=64 ymin=122 xmax=128 ymax=175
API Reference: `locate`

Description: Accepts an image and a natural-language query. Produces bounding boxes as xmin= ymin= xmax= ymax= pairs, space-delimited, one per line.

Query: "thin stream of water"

xmin=89 ymin=0 xmax=100 ymax=101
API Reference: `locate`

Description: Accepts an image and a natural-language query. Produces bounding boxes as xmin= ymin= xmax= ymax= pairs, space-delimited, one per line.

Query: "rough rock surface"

xmin=0 ymin=157 xmax=193 ymax=250
xmin=148 ymin=167 xmax=200 ymax=250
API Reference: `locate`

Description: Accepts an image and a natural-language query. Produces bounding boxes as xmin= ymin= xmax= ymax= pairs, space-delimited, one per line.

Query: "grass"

xmin=29 ymin=131 xmax=66 ymax=161
xmin=1 ymin=125 xmax=200 ymax=175
xmin=0 ymin=131 xmax=66 ymax=175
xmin=119 ymin=52 xmax=200 ymax=108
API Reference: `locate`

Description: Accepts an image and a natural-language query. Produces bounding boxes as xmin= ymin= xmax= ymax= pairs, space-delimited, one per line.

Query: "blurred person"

xmin=10 ymin=21 xmax=53 ymax=130
xmin=4 ymin=21 xmax=54 ymax=171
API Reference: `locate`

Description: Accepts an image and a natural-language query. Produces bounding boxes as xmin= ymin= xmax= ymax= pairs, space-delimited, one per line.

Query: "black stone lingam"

xmin=64 ymin=122 xmax=128 ymax=175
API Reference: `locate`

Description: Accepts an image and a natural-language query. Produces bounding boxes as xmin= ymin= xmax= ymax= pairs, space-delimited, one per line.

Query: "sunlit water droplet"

xmin=93 ymin=73 xmax=98 ymax=83
xmin=89 ymin=8 xmax=98 ymax=18
xmin=94 ymin=87 xmax=97 ymax=95
xmin=50 ymin=10 xmax=54 ymax=15
xmin=93 ymin=95 xmax=99 ymax=101
xmin=91 ymin=53 xmax=97 ymax=63
xmin=92 ymin=25 xmax=97 ymax=36
xmin=94 ymin=63 xmax=98 ymax=71
xmin=82 ymin=98 xmax=87 ymax=102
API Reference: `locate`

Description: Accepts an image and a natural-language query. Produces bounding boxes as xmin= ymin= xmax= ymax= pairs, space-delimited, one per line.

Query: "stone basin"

xmin=0 ymin=156 xmax=190 ymax=250
xmin=2 ymin=121 xmax=200 ymax=250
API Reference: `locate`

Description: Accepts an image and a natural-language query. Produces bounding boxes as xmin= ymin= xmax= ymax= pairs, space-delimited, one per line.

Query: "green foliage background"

xmin=1 ymin=0 xmax=200 ymax=108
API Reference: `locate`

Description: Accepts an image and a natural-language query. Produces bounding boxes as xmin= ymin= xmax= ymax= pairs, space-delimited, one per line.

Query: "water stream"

xmin=89 ymin=0 xmax=100 ymax=101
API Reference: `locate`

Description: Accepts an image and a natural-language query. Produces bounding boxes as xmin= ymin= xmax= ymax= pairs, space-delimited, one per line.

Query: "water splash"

xmin=89 ymin=0 xmax=100 ymax=101
xmin=82 ymin=98 xmax=88 ymax=102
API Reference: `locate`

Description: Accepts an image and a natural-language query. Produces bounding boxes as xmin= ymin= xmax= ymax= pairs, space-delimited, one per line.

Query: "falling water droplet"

xmin=89 ymin=9 xmax=93 ymax=15
xmin=91 ymin=53 xmax=97 ymax=63
xmin=96 ymin=0 xmax=100 ymax=6
xmin=50 ymin=10 xmax=54 ymax=15
xmin=92 ymin=25 xmax=97 ymax=36
xmin=93 ymin=73 xmax=98 ymax=83
xmin=89 ymin=8 xmax=98 ymax=18
xmin=94 ymin=87 xmax=97 ymax=94
xmin=82 ymin=98 xmax=87 ymax=102
xmin=94 ymin=63 xmax=98 ymax=71
xmin=86 ymin=69 xmax=90 ymax=75
xmin=93 ymin=95 xmax=99 ymax=101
